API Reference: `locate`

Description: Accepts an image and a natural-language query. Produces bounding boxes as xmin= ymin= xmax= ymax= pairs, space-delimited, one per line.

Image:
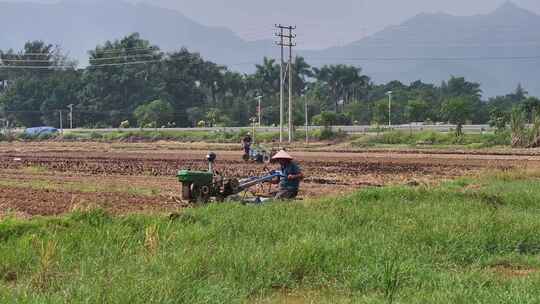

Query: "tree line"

xmin=1 ymin=33 xmax=539 ymax=131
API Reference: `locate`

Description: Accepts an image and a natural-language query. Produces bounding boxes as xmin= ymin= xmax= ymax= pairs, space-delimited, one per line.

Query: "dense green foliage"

xmin=1 ymin=171 xmax=540 ymax=303
xmin=1 ymin=34 xmax=540 ymax=130
xmin=133 ymin=100 xmax=174 ymax=128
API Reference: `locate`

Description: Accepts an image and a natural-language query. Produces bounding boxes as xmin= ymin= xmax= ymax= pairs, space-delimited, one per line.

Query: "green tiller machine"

xmin=177 ymin=152 xmax=284 ymax=203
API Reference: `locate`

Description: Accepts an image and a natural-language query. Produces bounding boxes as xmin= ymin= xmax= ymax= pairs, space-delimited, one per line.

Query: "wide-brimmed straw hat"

xmin=271 ymin=150 xmax=293 ymax=161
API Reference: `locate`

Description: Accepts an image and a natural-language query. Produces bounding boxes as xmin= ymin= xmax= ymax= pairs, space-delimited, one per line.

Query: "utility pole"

xmin=288 ymin=26 xmax=294 ymax=143
xmin=305 ymin=96 xmax=309 ymax=144
xmin=67 ymin=104 xmax=74 ymax=129
xmin=386 ymin=91 xmax=393 ymax=127
xmin=250 ymin=117 xmax=257 ymax=144
xmin=276 ymin=25 xmax=284 ymax=143
xmin=275 ymin=24 xmax=296 ymax=143
xmin=255 ymin=96 xmax=263 ymax=126
xmin=58 ymin=110 xmax=63 ymax=134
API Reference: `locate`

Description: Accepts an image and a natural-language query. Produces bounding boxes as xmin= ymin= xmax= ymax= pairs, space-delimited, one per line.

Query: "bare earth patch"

xmin=489 ymin=262 xmax=539 ymax=279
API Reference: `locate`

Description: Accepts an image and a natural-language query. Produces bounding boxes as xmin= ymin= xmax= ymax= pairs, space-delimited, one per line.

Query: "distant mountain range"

xmin=0 ymin=0 xmax=275 ymax=69
xmin=1 ymin=0 xmax=539 ymax=96
xmin=304 ymin=1 xmax=540 ymax=97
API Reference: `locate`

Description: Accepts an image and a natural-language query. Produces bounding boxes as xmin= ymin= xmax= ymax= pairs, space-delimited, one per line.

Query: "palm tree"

xmin=254 ymin=57 xmax=280 ymax=96
xmin=292 ymin=56 xmax=313 ymax=96
xmin=313 ymin=65 xmax=370 ymax=111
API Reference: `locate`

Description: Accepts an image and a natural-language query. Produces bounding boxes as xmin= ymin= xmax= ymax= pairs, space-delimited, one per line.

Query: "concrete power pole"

xmin=67 ymin=104 xmax=74 ymax=129
xmin=275 ymin=25 xmax=285 ymax=143
xmin=287 ymin=26 xmax=295 ymax=143
xmin=275 ymin=25 xmax=296 ymax=143
xmin=255 ymin=96 xmax=263 ymax=126
xmin=305 ymin=96 xmax=309 ymax=144
xmin=386 ymin=91 xmax=393 ymax=127
xmin=58 ymin=110 xmax=63 ymax=134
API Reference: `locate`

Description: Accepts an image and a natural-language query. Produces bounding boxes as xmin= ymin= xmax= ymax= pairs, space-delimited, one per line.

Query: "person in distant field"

xmin=271 ymin=150 xmax=303 ymax=200
xmin=242 ymin=132 xmax=253 ymax=156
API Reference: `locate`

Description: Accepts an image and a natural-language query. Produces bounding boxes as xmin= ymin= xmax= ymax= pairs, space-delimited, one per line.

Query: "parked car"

xmin=24 ymin=127 xmax=59 ymax=137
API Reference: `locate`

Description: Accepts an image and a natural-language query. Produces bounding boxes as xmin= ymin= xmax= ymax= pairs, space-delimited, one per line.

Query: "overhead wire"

xmin=91 ymin=47 xmax=158 ymax=55
xmin=302 ymin=55 xmax=540 ymax=62
xmin=3 ymin=47 xmax=540 ymax=70
xmin=0 ymin=65 xmax=74 ymax=70
xmin=88 ymin=53 xmax=158 ymax=62
xmin=86 ymin=60 xmax=161 ymax=67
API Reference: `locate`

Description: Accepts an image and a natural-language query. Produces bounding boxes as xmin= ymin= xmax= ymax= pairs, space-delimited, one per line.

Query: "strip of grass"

xmin=34 ymin=129 xmax=339 ymax=144
xmin=1 ymin=170 xmax=540 ymax=303
xmin=0 ymin=179 xmax=162 ymax=197
xmin=352 ymin=130 xmax=511 ymax=149
xmin=9 ymin=128 xmax=349 ymax=144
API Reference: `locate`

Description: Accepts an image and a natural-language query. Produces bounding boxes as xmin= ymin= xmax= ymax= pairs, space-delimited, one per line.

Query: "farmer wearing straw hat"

xmin=271 ymin=150 xmax=304 ymax=200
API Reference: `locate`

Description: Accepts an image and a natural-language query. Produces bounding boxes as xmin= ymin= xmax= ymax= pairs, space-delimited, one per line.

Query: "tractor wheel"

xmin=242 ymin=153 xmax=250 ymax=161
xmin=263 ymin=153 xmax=271 ymax=164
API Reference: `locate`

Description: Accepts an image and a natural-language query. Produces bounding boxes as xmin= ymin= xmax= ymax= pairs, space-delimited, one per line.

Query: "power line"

xmin=91 ymin=47 xmax=158 ymax=55
xmin=5 ymin=55 xmax=539 ymax=70
xmin=0 ymin=55 xmax=159 ymax=67
xmin=347 ymin=41 xmax=540 ymax=47
xmin=3 ymin=53 xmax=540 ymax=72
xmin=303 ymin=55 xmax=540 ymax=62
xmin=89 ymin=53 xmax=159 ymax=62
xmin=223 ymin=55 xmax=540 ymax=67
xmin=87 ymin=59 xmax=161 ymax=68
xmin=0 ymin=59 xmax=54 ymax=63
xmin=0 ymin=53 xmax=53 ymax=57
xmin=0 ymin=65 xmax=73 ymax=70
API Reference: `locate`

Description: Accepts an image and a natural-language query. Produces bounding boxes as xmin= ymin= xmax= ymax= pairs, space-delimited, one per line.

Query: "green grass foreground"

xmin=2 ymin=170 xmax=540 ymax=303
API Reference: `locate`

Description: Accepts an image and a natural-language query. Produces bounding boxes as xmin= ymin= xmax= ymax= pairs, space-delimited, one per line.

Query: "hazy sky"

xmin=12 ymin=0 xmax=540 ymax=49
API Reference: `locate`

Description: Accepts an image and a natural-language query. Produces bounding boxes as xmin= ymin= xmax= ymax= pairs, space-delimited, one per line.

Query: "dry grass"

xmin=31 ymin=239 xmax=59 ymax=291
xmin=143 ymin=224 xmax=160 ymax=261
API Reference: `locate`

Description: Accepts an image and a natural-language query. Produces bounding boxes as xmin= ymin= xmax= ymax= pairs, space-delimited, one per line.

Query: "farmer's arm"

xmin=287 ymin=172 xmax=304 ymax=180
xmin=287 ymin=164 xmax=304 ymax=180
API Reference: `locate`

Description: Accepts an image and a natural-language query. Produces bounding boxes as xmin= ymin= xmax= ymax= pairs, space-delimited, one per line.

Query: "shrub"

xmin=311 ymin=128 xmax=348 ymax=141
xmin=89 ymin=131 xmax=104 ymax=140
xmin=134 ymin=100 xmax=174 ymax=128
xmin=312 ymin=111 xmax=337 ymax=127
xmin=378 ymin=131 xmax=412 ymax=145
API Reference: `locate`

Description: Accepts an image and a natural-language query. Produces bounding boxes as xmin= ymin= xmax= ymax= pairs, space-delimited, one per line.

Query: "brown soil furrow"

xmin=0 ymin=186 xmax=179 ymax=216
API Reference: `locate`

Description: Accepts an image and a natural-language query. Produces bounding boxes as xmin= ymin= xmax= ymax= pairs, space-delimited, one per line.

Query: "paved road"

xmin=51 ymin=124 xmax=493 ymax=134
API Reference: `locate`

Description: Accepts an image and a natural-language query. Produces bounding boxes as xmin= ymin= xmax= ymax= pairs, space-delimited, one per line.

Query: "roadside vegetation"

xmin=1 ymin=169 xmax=540 ymax=303
xmin=1 ymin=128 xmax=346 ymax=144
xmin=352 ymin=130 xmax=511 ymax=149
xmin=0 ymin=128 xmax=513 ymax=151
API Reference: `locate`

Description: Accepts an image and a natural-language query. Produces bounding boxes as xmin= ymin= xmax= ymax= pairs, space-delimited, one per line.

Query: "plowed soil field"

xmin=0 ymin=141 xmax=538 ymax=217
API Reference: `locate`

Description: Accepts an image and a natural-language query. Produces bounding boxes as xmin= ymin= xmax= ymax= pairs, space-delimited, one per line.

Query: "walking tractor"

xmin=242 ymin=145 xmax=273 ymax=163
xmin=177 ymin=152 xmax=283 ymax=203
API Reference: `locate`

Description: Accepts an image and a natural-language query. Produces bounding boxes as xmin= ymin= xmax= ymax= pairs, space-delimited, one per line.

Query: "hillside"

xmin=0 ymin=0 xmax=274 ymax=67
xmin=1 ymin=1 xmax=540 ymax=96
xmin=302 ymin=2 xmax=540 ymax=96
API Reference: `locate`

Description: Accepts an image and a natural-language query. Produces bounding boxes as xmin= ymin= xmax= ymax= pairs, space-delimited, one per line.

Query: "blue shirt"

xmin=280 ymin=162 xmax=302 ymax=191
